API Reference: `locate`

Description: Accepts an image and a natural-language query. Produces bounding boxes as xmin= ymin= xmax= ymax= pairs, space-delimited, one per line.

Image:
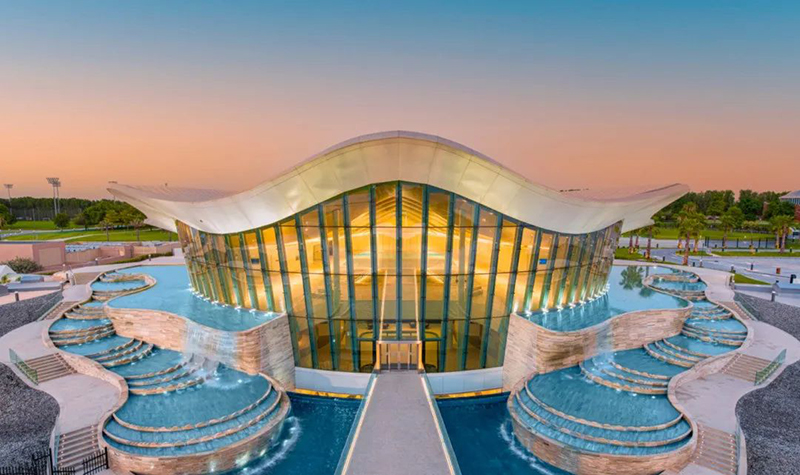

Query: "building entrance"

xmin=376 ymin=341 xmax=423 ymax=371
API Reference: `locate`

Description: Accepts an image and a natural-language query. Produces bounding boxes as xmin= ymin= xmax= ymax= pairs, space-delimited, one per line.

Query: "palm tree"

xmin=644 ymin=216 xmax=662 ymax=259
xmin=678 ymin=203 xmax=705 ymax=265
xmin=719 ymin=206 xmax=744 ymax=250
xmin=771 ymin=215 xmax=796 ymax=253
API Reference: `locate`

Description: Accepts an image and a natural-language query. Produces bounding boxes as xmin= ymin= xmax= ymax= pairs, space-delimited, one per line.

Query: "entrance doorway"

xmin=376 ymin=341 xmax=423 ymax=372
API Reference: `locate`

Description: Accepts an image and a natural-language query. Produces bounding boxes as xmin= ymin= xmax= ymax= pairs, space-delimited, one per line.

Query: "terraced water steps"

xmin=93 ymin=340 xmax=146 ymax=363
xmin=23 ymin=353 xmax=76 ymax=382
xmin=49 ymin=328 xmax=116 ymax=346
xmin=110 ymin=347 xmax=185 ymax=378
xmin=509 ymin=375 xmax=692 ymax=455
xmin=579 ymin=360 xmax=667 ymax=394
xmin=652 ymin=341 xmax=703 ymax=362
xmin=684 ymin=318 xmax=747 ymax=335
xmin=644 ymin=343 xmax=696 ymax=368
xmin=104 ymin=367 xmax=288 ymax=457
xmin=604 ymin=348 xmax=686 ymax=379
xmin=56 ymin=425 xmax=100 ymax=469
xmin=128 ymin=366 xmax=211 ymax=395
xmin=55 ymin=335 xmax=134 ymax=358
xmin=104 ymin=387 xmax=282 ymax=448
xmin=101 ymin=343 xmax=154 ymax=368
xmin=680 ymin=329 xmax=745 ymax=346
xmin=49 ymin=318 xmax=113 ymax=335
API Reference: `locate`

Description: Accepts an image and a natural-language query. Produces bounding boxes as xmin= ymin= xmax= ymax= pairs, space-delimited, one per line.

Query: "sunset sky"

xmin=2 ymin=1 xmax=799 ymax=199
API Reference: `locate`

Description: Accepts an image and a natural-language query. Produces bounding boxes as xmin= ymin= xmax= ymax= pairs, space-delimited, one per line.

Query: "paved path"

xmin=342 ymin=371 xmax=456 ymax=475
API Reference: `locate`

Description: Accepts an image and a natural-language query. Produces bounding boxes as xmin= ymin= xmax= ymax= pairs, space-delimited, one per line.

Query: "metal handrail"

xmin=754 ymin=349 xmax=786 ymax=385
xmin=334 ymin=372 xmax=378 ymax=475
xmin=9 ymin=349 xmax=38 ymax=385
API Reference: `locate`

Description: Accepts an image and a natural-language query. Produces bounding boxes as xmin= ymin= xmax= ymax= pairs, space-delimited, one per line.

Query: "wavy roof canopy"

xmin=109 ymin=131 xmax=688 ymax=235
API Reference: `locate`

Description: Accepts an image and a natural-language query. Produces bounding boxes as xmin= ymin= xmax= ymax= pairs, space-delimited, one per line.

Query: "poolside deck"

xmin=341 ymin=371 xmax=457 ymax=475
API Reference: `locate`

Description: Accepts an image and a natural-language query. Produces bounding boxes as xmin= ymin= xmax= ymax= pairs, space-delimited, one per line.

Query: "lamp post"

xmin=3 ymin=184 xmax=12 ymax=218
xmin=46 ymin=177 xmax=61 ymax=218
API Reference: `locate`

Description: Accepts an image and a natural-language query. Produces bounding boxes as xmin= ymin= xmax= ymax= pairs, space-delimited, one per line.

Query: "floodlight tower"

xmin=3 ymin=184 xmax=12 ymax=217
xmin=46 ymin=177 xmax=61 ymax=217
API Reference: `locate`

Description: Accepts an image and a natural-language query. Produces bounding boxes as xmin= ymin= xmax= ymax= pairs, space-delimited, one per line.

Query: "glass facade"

xmin=177 ymin=182 xmax=621 ymax=373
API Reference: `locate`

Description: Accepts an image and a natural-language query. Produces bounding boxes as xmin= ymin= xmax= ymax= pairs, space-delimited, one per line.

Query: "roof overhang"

xmin=109 ymin=131 xmax=688 ymax=235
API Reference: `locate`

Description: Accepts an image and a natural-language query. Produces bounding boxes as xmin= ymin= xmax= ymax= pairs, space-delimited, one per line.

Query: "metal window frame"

xmin=479 ymin=215 xmax=504 ymax=368
xmin=317 ymin=204 xmax=338 ymax=370
xmin=458 ymin=204 xmax=482 ymax=370
xmin=295 ymin=213 xmax=319 ymax=368
xmin=342 ymin=193 xmax=361 ymax=371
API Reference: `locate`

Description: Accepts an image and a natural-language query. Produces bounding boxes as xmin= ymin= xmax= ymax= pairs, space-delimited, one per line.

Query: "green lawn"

xmin=3 ymin=228 xmax=176 ymax=242
xmin=624 ymin=228 xmax=772 ymax=240
xmin=733 ymin=273 xmax=770 ymax=285
xmin=614 ymin=248 xmax=653 ymax=261
xmin=714 ymin=250 xmax=800 ymax=258
xmin=5 ymin=220 xmax=80 ymax=230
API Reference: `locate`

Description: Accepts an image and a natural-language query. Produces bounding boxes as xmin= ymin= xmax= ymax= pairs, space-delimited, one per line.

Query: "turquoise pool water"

xmin=91 ymin=280 xmax=147 ymax=291
xmin=523 ymin=266 xmax=689 ymax=332
xmin=225 ymin=394 xmax=360 ymax=475
xmin=652 ymin=280 xmax=707 ymax=291
xmin=439 ymin=395 xmax=569 ymax=475
xmin=108 ymin=266 xmax=280 ymax=331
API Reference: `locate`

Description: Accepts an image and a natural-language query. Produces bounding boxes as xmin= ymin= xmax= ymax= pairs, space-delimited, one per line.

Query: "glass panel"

xmin=347 ymin=188 xmax=371 ymax=227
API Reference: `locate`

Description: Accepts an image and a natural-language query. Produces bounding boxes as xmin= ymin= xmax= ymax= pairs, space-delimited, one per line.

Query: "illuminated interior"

xmin=177 ymin=181 xmax=621 ymax=373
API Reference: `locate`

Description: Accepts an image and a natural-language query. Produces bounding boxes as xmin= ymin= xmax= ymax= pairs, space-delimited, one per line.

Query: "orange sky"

xmin=2 ymin=2 xmax=799 ymax=199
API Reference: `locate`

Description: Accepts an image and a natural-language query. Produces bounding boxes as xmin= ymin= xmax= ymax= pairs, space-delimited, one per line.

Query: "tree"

xmin=644 ymin=216 xmax=662 ymax=259
xmin=73 ymin=212 xmax=88 ymax=230
xmin=2 ymin=257 xmax=42 ymax=274
xmin=678 ymin=203 xmax=705 ymax=265
xmin=119 ymin=208 xmax=147 ymax=240
xmin=719 ymin=206 xmax=744 ymax=250
xmin=99 ymin=217 xmax=111 ymax=241
xmin=770 ymin=215 xmax=796 ymax=253
xmin=53 ymin=212 xmax=71 ymax=230
xmin=0 ymin=203 xmax=12 ymax=228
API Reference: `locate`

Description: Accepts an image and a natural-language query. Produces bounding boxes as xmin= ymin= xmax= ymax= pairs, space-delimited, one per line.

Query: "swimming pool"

xmin=439 ymin=394 xmax=570 ymax=475
xmin=108 ymin=266 xmax=281 ymax=331
xmin=225 ymin=394 xmax=360 ymax=475
xmin=522 ymin=266 xmax=689 ymax=332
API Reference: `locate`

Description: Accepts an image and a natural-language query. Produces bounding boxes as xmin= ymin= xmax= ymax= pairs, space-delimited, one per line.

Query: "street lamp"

xmin=2 ymin=184 xmax=12 ymax=217
xmin=46 ymin=177 xmax=61 ymax=217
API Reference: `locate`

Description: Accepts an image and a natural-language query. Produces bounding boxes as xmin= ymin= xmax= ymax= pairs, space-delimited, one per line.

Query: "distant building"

xmin=780 ymin=190 xmax=800 ymax=221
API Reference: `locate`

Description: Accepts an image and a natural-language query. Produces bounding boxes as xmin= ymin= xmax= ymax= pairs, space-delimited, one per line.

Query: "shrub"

xmin=1 ymin=257 xmax=43 ymax=274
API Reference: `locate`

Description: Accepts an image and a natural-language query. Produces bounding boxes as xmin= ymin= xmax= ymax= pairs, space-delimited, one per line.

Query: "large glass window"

xmin=176 ymin=181 xmax=619 ymax=373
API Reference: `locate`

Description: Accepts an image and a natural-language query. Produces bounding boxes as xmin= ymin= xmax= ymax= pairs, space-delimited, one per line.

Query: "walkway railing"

xmin=754 ymin=349 xmax=786 ymax=385
xmin=10 ymin=349 xmax=38 ymax=385
xmin=421 ymin=374 xmax=462 ymax=475
xmin=334 ymin=372 xmax=378 ymax=475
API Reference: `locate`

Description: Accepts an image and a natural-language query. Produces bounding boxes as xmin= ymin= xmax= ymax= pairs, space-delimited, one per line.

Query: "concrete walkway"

xmin=342 ymin=371 xmax=457 ymax=475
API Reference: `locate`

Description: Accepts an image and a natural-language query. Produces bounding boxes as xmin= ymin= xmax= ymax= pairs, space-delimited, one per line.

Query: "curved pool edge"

xmin=505 ymin=375 xmax=695 ymax=475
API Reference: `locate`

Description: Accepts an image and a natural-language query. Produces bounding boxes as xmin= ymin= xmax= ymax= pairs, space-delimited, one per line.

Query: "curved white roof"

xmin=109 ymin=131 xmax=687 ymax=235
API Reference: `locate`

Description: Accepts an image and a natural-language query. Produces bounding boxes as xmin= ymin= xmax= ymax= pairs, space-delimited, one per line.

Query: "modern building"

xmin=109 ymin=131 xmax=687 ymax=377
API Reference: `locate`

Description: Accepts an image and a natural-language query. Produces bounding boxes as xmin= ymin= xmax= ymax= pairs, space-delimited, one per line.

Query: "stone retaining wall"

xmin=502 ymin=306 xmax=691 ymax=390
xmin=105 ymin=307 xmax=295 ymax=389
